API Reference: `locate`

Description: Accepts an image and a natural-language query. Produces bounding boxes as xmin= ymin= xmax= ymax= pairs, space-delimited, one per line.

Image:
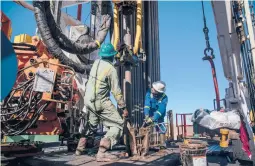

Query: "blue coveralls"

xmin=144 ymin=89 xmax=168 ymax=133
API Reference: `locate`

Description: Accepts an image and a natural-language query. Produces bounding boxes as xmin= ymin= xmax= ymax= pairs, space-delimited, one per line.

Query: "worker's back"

xmin=84 ymin=59 xmax=114 ymax=105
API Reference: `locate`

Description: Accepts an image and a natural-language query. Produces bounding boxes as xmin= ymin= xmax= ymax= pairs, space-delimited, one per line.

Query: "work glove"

xmin=144 ymin=116 xmax=154 ymax=125
xmin=122 ymin=108 xmax=129 ymax=117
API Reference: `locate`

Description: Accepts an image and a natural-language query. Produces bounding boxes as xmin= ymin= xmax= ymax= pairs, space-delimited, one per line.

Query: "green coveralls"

xmin=83 ymin=59 xmax=126 ymax=147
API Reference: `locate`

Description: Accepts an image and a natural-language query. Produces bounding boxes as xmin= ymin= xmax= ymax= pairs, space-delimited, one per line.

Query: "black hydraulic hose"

xmin=42 ymin=1 xmax=111 ymax=55
xmin=1 ymin=103 xmax=29 ymax=116
xmin=12 ymin=77 xmax=34 ymax=90
xmin=8 ymin=86 xmax=34 ymax=127
xmin=13 ymin=47 xmax=36 ymax=51
xmin=32 ymin=1 xmax=89 ymax=73
xmin=26 ymin=102 xmax=49 ymax=130
xmin=43 ymin=1 xmax=98 ymax=55
xmin=12 ymin=43 xmax=37 ymax=51
xmin=2 ymin=102 xmax=49 ymax=136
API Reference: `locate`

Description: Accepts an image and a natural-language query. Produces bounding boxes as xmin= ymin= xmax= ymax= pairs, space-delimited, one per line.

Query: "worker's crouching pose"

xmin=144 ymin=81 xmax=168 ymax=148
xmin=75 ymin=43 xmax=128 ymax=162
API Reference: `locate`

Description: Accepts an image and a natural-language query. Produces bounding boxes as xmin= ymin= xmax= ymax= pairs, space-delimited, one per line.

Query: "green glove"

xmin=145 ymin=116 xmax=153 ymax=124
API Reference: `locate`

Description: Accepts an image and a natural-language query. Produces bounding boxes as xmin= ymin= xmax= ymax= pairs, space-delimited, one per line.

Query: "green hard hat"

xmin=99 ymin=43 xmax=118 ymax=57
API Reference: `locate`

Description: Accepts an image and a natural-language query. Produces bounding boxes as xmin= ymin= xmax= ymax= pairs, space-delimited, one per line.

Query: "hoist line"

xmin=201 ymin=0 xmax=214 ymax=57
xmin=201 ymin=1 xmax=207 ymax=29
xmin=201 ymin=0 xmax=221 ymax=111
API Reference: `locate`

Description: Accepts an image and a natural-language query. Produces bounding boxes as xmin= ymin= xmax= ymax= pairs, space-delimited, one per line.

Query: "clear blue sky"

xmin=159 ymin=1 xmax=229 ymax=114
xmin=2 ymin=1 xmax=241 ymax=115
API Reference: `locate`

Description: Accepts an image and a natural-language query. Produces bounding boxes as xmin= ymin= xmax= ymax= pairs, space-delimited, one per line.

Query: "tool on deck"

xmin=123 ymin=116 xmax=154 ymax=157
xmin=123 ymin=117 xmax=134 ymax=156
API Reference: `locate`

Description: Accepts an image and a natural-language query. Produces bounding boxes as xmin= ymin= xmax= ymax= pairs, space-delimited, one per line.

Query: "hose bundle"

xmin=33 ymin=1 xmax=87 ymax=73
xmin=32 ymin=1 xmax=112 ymax=73
xmin=1 ymin=76 xmax=49 ymax=136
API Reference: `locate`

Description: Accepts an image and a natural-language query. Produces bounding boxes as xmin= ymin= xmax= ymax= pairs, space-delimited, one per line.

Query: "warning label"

xmin=192 ymin=156 xmax=207 ymax=166
xmin=33 ymin=68 xmax=55 ymax=93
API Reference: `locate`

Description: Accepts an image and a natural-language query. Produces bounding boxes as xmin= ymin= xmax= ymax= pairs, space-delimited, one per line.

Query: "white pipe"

xmin=13 ymin=0 xmax=83 ymax=26
xmin=243 ymin=0 xmax=255 ymax=72
xmin=230 ymin=52 xmax=241 ymax=98
xmin=62 ymin=1 xmax=90 ymax=8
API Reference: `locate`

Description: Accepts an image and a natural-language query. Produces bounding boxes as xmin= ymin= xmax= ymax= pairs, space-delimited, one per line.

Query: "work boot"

xmin=159 ymin=134 xmax=167 ymax=149
xmin=96 ymin=138 xmax=119 ymax=162
xmin=75 ymin=137 xmax=87 ymax=156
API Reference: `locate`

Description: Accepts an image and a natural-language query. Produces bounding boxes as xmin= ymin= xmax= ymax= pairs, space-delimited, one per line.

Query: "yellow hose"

xmin=133 ymin=0 xmax=142 ymax=55
xmin=113 ymin=3 xmax=120 ymax=51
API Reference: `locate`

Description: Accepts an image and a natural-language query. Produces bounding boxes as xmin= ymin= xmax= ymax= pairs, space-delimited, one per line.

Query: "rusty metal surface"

xmin=136 ymin=127 xmax=151 ymax=157
xmin=1 ymin=149 xmax=245 ymax=166
xmin=2 ymin=149 xmax=181 ymax=166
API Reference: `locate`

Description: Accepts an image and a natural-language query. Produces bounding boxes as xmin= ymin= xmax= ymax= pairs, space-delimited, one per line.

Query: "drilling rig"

xmin=1 ymin=0 xmax=255 ymax=165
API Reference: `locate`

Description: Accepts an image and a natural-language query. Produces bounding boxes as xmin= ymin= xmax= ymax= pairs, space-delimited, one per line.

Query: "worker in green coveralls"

xmin=75 ymin=43 xmax=128 ymax=162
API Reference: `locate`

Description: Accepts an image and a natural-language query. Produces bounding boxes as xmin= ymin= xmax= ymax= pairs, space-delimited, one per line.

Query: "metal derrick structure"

xmin=1 ymin=0 xmax=160 ymax=148
xmin=1 ymin=0 xmax=255 ymax=163
xmin=210 ymin=0 xmax=255 ymax=163
xmin=50 ymin=0 xmax=161 ymax=129
xmin=116 ymin=1 xmax=160 ymax=128
xmin=49 ymin=0 xmax=161 ymax=128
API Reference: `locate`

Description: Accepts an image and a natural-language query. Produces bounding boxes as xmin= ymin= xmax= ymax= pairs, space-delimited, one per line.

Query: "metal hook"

xmin=203 ymin=47 xmax=214 ymax=57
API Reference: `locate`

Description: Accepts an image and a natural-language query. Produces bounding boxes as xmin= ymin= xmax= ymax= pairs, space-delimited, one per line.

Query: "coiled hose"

xmin=33 ymin=1 xmax=90 ymax=73
xmin=42 ymin=1 xmax=112 ymax=55
xmin=1 ymin=78 xmax=49 ymax=136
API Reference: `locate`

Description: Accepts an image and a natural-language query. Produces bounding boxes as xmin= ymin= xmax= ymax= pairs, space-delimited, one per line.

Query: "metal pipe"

xmin=113 ymin=4 xmax=120 ymax=50
xmin=180 ymin=114 xmax=184 ymax=136
xmin=147 ymin=1 xmax=152 ymax=86
xmin=209 ymin=59 xmax=221 ymax=110
xmin=176 ymin=114 xmax=179 ymax=137
xmin=243 ymin=0 xmax=255 ymax=71
xmin=133 ymin=0 xmax=142 ymax=55
xmin=77 ymin=4 xmax=82 ymax=21
xmin=152 ymin=1 xmax=156 ymax=81
xmin=166 ymin=111 xmax=170 ymax=139
xmin=169 ymin=110 xmax=174 ymax=140
xmin=125 ymin=66 xmax=132 ymax=118
xmin=183 ymin=114 xmax=187 ymax=138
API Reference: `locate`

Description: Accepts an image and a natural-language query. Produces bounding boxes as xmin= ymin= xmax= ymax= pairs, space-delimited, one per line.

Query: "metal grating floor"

xmin=207 ymin=144 xmax=233 ymax=155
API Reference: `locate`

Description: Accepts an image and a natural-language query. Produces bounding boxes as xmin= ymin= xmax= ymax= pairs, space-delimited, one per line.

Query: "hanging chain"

xmin=201 ymin=1 xmax=215 ymax=59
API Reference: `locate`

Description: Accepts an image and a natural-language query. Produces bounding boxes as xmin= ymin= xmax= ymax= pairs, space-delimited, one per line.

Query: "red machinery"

xmin=0 ymin=11 xmax=12 ymax=39
xmin=1 ymin=11 xmax=80 ymax=150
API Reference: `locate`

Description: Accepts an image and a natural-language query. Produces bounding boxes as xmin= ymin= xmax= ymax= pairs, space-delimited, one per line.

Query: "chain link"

xmin=201 ymin=1 xmax=214 ymax=58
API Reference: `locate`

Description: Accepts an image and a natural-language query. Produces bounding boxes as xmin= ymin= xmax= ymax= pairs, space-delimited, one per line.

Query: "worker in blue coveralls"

xmin=144 ymin=81 xmax=168 ymax=148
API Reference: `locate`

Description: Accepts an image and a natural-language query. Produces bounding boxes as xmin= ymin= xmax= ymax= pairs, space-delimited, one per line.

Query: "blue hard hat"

xmin=1 ymin=31 xmax=18 ymax=100
xmin=99 ymin=43 xmax=118 ymax=57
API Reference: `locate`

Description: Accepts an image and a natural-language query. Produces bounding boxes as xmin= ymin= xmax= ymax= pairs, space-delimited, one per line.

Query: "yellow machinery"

xmin=220 ymin=129 xmax=229 ymax=148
